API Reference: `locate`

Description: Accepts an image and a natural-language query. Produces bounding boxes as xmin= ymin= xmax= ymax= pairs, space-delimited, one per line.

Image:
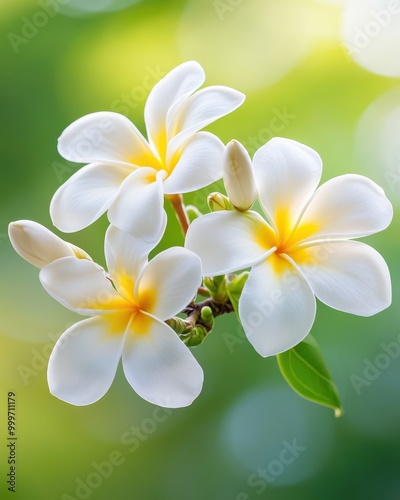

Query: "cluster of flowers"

xmin=9 ymin=61 xmax=393 ymax=409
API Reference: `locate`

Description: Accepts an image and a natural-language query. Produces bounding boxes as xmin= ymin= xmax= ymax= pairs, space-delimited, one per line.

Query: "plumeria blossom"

xmin=40 ymin=225 xmax=203 ymax=407
xmin=8 ymin=220 xmax=91 ymax=268
xmin=186 ymin=138 xmax=393 ymax=357
xmin=51 ymin=61 xmax=245 ymax=242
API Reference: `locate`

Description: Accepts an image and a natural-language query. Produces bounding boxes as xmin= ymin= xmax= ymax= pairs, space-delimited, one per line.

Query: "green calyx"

xmin=204 ymin=275 xmax=228 ymax=303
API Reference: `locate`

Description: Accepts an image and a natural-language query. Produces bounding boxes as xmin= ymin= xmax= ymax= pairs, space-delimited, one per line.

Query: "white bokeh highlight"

xmin=354 ymin=86 xmax=400 ymax=205
xmin=342 ymin=0 xmax=400 ymax=77
xmin=221 ymin=384 xmax=334 ymax=486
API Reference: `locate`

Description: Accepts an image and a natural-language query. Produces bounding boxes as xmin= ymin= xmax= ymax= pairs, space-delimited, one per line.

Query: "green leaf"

xmin=226 ymin=272 xmax=249 ymax=318
xmin=277 ymin=335 xmax=342 ymax=417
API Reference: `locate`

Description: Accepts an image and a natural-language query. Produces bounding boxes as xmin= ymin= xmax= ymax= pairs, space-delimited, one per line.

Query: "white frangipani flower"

xmin=186 ymin=138 xmax=393 ymax=357
xmin=8 ymin=220 xmax=91 ymax=269
xmin=40 ymin=225 xmax=204 ymax=407
xmin=51 ymin=61 xmax=245 ymax=242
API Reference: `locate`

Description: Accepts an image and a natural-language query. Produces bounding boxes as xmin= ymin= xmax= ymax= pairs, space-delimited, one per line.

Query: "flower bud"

xmin=186 ymin=205 xmax=203 ymax=223
xmin=182 ymin=325 xmax=208 ymax=347
xmin=8 ymin=220 xmax=90 ymax=269
xmin=222 ymin=140 xmax=257 ymax=211
xmin=200 ymin=306 xmax=214 ymax=329
xmin=204 ymin=275 xmax=228 ymax=302
xmin=207 ymin=192 xmax=233 ymax=212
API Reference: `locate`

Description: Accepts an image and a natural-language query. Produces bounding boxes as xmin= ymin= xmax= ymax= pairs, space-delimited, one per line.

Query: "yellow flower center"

xmin=105 ymin=273 xmax=158 ymax=337
xmin=138 ymin=287 xmax=157 ymax=313
xmin=128 ymin=128 xmax=181 ymax=176
xmin=267 ymin=208 xmax=319 ymax=274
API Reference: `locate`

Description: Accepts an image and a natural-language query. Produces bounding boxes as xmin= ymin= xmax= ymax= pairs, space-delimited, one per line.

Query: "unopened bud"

xmin=182 ymin=325 xmax=208 ymax=347
xmin=166 ymin=316 xmax=189 ymax=335
xmin=204 ymin=275 xmax=228 ymax=302
xmin=207 ymin=192 xmax=233 ymax=212
xmin=200 ymin=306 xmax=214 ymax=329
xmin=8 ymin=220 xmax=90 ymax=269
xmin=223 ymin=140 xmax=256 ymax=211
xmin=186 ymin=205 xmax=203 ymax=223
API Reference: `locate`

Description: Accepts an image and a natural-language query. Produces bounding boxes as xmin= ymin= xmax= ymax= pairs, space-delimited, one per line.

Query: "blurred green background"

xmin=1 ymin=0 xmax=400 ymax=499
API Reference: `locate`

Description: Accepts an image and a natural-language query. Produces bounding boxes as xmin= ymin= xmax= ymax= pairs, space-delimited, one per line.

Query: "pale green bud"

xmin=207 ymin=192 xmax=233 ymax=212
xmin=204 ymin=275 xmax=228 ymax=303
xmin=223 ymin=140 xmax=257 ymax=211
xmin=200 ymin=306 xmax=214 ymax=329
xmin=8 ymin=220 xmax=91 ymax=269
xmin=182 ymin=325 xmax=208 ymax=347
xmin=227 ymin=272 xmax=249 ymax=294
xmin=186 ymin=205 xmax=203 ymax=223
xmin=165 ymin=317 xmax=190 ymax=335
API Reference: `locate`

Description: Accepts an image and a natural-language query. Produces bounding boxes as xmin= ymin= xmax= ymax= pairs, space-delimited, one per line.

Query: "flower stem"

xmin=166 ymin=295 xmax=234 ymax=347
xmin=166 ymin=194 xmax=190 ymax=235
xmin=184 ymin=296 xmax=234 ymax=321
xmin=197 ymin=285 xmax=210 ymax=297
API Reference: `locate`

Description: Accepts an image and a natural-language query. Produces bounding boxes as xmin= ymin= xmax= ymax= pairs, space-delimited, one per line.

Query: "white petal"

xmin=105 ymin=225 xmax=151 ymax=279
xmin=253 ymin=137 xmax=322 ymax=228
xmin=239 ymin=256 xmax=316 ymax=357
xmin=104 ymin=225 xmax=153 ymax=302
xmin=167 ymin=85 xmax=245 ymax=158
xmin=299 ymin=174 xmax=393 ymax=242
xmin=144 ymin=61 xmax=205 ymax=155
xmin=58 ymin=111 xmax=157 ymax=166
xmin=48 ymin=315 xmax=127 ymax=406
xmin=163 ymin=132 xmax=224 ymax=194
xmin=8 ymin=220 xmax=75 ymax=269
xmin=295 ymin=241 xmax=392 ymax=316
xmin=185 ymin=210 xmax=275 ymax=275
xmin=136 ymin=247 xmax=202 ymax=320
xmin=39 ymin=257 xmax=130 ymax=315
xmin=108 ymin=167 xmax=166 ymax=243
xmin=122 ymin=313 xmax=203 ymax=408
xmin=50 ymin=162 xmax=132 ymax=233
